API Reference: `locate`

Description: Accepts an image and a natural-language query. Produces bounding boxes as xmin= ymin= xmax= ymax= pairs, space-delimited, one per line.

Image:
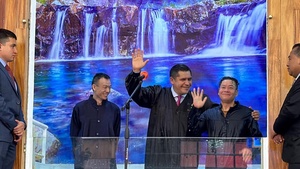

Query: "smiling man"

xmin=189 ymin=76 xmax=263 ymax=169
xmin=70 ymin=73 xmax=120 ymax=169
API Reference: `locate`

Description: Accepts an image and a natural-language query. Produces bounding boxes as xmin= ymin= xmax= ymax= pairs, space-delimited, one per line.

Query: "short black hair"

xmin=92 ymin=73 xmax=110 ymax=85
xmin=0 ymin=28 xmax=17 ymax=44
xmin=292 ymin=43 xmax=300 ymax=57
xmin=169 ymin=64 xmax=192 ymax=78
xmin=219 ymin=76 xmax=239 ymax=90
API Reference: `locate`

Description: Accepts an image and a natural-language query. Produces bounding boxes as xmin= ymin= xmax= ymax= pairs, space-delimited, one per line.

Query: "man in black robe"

xmin=125 ymin=49 xmax=215 ymax=169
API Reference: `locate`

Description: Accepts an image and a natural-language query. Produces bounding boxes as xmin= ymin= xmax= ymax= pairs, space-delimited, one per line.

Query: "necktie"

xmin=177 ymin=95 xmax=181 ymax=106
xmin=5 ymin=65 xmax=14 ymax=80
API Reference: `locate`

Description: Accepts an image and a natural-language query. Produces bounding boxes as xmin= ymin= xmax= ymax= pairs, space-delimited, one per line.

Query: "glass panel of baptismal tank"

xmin=33 ymin=137 xmax=262 ymax=169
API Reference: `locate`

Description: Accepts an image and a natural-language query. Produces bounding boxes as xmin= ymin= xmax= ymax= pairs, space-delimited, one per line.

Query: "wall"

xmin=268 ymin=0 xmax=300 ymax=168
xmin=1 ymin=0 xmax=299 ymax=168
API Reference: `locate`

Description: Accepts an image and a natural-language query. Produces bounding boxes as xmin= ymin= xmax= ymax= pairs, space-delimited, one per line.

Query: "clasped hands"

xmin=13 ymin=120 xmax=25 ymax=142
xmin=271 ymin=130 xmax=284 ymax=144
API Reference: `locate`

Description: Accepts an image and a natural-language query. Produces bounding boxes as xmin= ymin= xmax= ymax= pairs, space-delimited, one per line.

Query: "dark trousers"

xmin=0 ymin=141 xmax=16 ymax=169
xmin=288 ymin=163 xmax=300 ymax=169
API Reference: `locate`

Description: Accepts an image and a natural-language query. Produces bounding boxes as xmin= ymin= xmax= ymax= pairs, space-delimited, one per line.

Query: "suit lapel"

xmin=284 ymin=78 xmax=300 ymax=103
xmin=0 ymin=65 xmax=18 ymax=95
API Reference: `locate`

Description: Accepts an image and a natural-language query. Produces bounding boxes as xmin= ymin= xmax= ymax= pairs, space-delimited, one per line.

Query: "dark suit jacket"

xmin=273 ymin=77 xmax=300 ymax=163
xmin=0 ymin=63 xmax=26 ymax=143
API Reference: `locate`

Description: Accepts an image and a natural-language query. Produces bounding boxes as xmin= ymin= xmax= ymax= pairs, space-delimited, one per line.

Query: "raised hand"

xmin=131 ymin=49 xmax=149 ymax=73
xmin=191 ymin=87 xmax=207 ymax=108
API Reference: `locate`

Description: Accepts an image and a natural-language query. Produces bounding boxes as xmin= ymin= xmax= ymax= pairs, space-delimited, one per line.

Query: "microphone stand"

xmin=121 ymin=78 xmax=143 ymax=169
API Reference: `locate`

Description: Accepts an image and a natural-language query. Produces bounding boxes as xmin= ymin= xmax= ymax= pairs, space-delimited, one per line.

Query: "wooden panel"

xmin=294 ymin=0 xmax=300 ymax=8
xmin=269 ymin=0 xmax=300 ymax=169
xmin=14 ymin=27 xmax=28 ymax=169
xmin=280 ymin=0 xmax=295 ymax=89
xmin=0 ymin=0 xmax=5 ymax=27
xmin=268 ymin=0 xmax=288 ymax=168
xmin=295 ymin=10 xmax=300 ymax=43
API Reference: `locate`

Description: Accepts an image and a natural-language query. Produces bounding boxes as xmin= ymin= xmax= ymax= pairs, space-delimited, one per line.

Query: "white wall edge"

xmin=262 ymin=137 xmax=269 ymax=169
xmin=25 ymin=0 xmax=36 ymax=168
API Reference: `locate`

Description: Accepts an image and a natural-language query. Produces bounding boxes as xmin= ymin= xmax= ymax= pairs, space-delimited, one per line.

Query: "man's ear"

xmin=170 ymin=77 xmax=175 ymax=85
xmin=92 ymin=84 xmax=96 ymax=91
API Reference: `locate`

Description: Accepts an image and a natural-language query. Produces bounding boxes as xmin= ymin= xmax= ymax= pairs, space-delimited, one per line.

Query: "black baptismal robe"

xmin=125 ymin=71 xmax=214 ymax=169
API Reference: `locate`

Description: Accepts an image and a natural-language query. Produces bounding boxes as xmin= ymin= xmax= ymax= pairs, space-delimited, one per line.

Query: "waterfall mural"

xmin=94 ymin=25 xmax=107 ymax=57
xmin=47 ymin=7 xmax=67 ymax=60
xmin=150 ymin=9 xmax=169 ymax=54
xmin=34 ymin=0 xmax=267 ymax=165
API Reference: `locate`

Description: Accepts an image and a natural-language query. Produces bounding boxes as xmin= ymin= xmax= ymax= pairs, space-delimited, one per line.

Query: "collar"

xmin=171 ymin=86 xmax=187 ymax=98
xmin=295 ymin=73 xmax=300 ymax=82
xmin=88 ymin=95 xmax=107 ymax=106
xmin=0 ymin=58 xmax=6 ymax=67
xmin=219 ymin=101 xmax=240 ymax=110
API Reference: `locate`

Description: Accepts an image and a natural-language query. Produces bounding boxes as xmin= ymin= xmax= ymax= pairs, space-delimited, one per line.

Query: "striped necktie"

xmin=177 ymin=95 xmax=181 ymax=106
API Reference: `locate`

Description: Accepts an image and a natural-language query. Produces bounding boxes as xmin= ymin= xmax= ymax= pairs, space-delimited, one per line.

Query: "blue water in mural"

xmin=34 ymin=54 xmax=266 ymax=163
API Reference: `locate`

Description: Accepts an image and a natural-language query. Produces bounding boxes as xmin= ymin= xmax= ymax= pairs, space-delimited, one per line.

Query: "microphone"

xmin=138 ymin=71 xmax=148 ymax=81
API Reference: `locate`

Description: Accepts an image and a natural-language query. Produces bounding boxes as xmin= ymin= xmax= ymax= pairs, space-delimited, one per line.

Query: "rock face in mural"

xmin=35 ymin=0 xmax=266 ymax=60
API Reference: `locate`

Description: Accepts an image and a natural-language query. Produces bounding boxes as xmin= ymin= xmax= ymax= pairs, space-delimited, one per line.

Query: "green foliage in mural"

xmin=215 ymin=0 xmax=251 ymax=5
xmin=37 ymin=0 xmax=47 ymax=4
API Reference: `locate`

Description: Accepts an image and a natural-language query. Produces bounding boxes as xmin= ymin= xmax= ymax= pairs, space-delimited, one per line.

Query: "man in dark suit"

xmin=0 ymin=28 xmax=26 ymax=169
xmin=273 ymin=43 xmax=300 ymax=169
